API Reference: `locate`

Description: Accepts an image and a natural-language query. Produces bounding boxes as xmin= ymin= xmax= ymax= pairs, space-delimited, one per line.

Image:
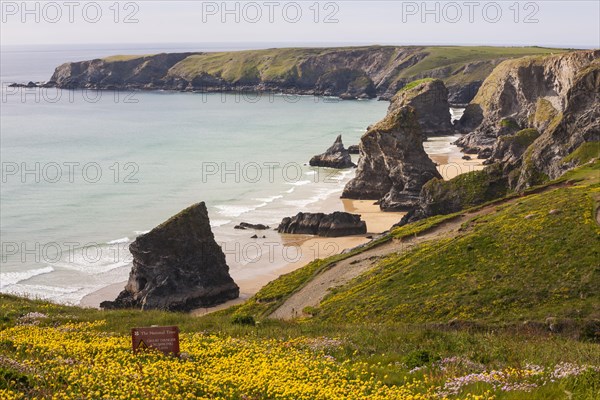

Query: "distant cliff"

xmin=45 ymin=46 xmax=564 ymax=103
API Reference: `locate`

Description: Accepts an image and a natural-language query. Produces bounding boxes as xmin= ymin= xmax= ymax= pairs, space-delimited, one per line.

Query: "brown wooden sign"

xmin=131 ymin=325 xmax=180 ymax=356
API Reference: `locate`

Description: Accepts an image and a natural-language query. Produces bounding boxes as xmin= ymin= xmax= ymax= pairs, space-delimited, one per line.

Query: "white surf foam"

xmin=107 ymin=237 xmax=130 ymax=244
xmin=286 ymin=180 xmax=311 ymax=186
xmin=210 ymin=219 xmax=232 ymax=228
xmin=0 ymin=266 xmax=54 ymax=290
xmin=214 ymin=204 xmax=258 ymax=218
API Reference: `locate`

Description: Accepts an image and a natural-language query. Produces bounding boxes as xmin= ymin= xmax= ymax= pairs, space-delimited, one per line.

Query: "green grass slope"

xmin=1 ymin=163 xmax=599 ymax=399
xmin=235 ymin=162 xmax=599 ymax=328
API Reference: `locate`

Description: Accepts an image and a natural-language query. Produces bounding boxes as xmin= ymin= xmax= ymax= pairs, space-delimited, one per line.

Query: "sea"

xmin=0 ymin=43 xmax=464 ymax=304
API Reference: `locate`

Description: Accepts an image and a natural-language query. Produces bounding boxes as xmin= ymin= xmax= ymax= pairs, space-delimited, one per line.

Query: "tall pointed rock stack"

xmin=101 ymin=202 xmax=239 ymax=311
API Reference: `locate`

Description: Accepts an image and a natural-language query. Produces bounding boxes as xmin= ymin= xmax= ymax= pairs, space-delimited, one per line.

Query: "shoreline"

xmin=79 ymin=134 xmax=484 ymax=311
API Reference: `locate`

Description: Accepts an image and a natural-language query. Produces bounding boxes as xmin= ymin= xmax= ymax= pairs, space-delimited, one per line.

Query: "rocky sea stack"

xmin=341 ymin=86 xmax=442 ymax=211
xmin=390 ymin=78 xmax=454 ymax=137
xmin=277 ymin=212 xmax=367 ymax=237
xmin=309 ymin=135 xmax=355 ymax=169
xmin=101 ymin=202 xmax=239 ymax=311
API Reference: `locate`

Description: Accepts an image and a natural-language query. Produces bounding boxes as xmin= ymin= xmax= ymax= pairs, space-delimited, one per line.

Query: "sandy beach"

xmin=80 ymin=136 xmax=483 ymax=312
xmin=80 ymin=197 xmax=403 ymax=312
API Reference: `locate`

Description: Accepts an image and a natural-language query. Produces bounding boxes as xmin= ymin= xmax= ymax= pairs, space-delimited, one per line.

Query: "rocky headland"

xmin=31 ymin=46 xmax=565 ymax=103
xmin=101 ymin=202 xmax=239 ymax=311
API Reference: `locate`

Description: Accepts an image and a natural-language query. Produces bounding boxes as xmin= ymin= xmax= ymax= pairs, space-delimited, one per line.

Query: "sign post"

xmin=131 ymin=325 xmax=180 ymax=356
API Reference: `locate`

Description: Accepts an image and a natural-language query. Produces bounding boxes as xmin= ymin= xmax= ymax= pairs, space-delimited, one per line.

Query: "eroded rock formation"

xmin=309 ymin=135 xmax=355 ymax=169
xmin=277 ymin=212 xmax=367 ymax=237
xmin=101 ymin=202 xmax=239 ymax=311
xmin=455 ymin=50 xmax=600 ymax=189
xmin=341 ymin=87 xmax=442 ymax=211
xmin=389 ymin=78 xmax=454 ymax=137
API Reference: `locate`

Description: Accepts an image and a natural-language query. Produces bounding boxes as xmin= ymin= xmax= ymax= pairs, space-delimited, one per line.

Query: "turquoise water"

xmin=1 ymin=84 xmax=387 ymax=302
xmin=0 ymin=44 xmax=465 ymax=304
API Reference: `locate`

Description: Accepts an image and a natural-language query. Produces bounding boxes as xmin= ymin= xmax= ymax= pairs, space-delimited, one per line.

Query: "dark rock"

xmin=100 ymin=202 xmax=239 ymax=311
xmin=277 ymin=212 xmax=367 ymax=237
xmin=309 ymin=135 xmax=355 ymax=169
xmin=250 ymin=234 xmax=258 ymax=238
xmin=347 ymin=145 xmax=360 ymax=154
xmin=8 ymin=82 xmax=39 ymax=88
xmin=447 ymin=80 xmax=483 ymax=105
xmin=341 ymin=102 xmax=442 ymax=211
xmin=390 ymin=79 xmax=454 ymax=137
xmin=462 ymin=155 xmax=472 ymax=160
xmin=234 ymin=222 xmax=270 ymax=230
xmin=401 ymin=165 xmax=509 ymax=224
xmin=477 ymin=148 xmax=493 ymax=159
xmin=315 ymin=68 xmax=376 ymax=99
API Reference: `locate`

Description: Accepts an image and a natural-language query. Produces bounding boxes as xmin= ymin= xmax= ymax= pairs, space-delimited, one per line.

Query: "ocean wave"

xmin=210 ymin=219 xmax=232 ymax=228
xmin=133 ymin=230 xmax=150 ymax=235
xmin=53 ymin=258 xmax=130 ymax=275
xmin=107 ymin=237 xmax=130 ymax=244
xmin=284 ymin=187 xmax=295 ymax=194
xmin=253 ymin=195 xmax=283 ymax=203
xmin=283 ymin=186 xmax=342 ymax=209
xmin=0 ymin=266 xmax=54 ymax=290
xmin=327 ymin=169 xmax=355 ymax=182
xmin=286 ymin=180 xmax=311 ymax=186
xmin=214 ymin=204 xmax=257 ymax=218
xmin=2 ymin=283 xmax=100 ymax=305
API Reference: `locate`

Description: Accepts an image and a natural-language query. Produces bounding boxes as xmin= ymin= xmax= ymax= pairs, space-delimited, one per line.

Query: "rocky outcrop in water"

xmin=341 ymin=84 xmax=443 ymax=211
xmin=101 ymin=202 xmax=239 ymax=311
xmin=309 ymin=135 xmax=355 ymax=169
xmin=277 ymin=212 xmax=367 ymax=237
xmin=234 ymin=222 xmax=270 ymax=230
xmin=40 ymin=47 xmax=556 ymax=102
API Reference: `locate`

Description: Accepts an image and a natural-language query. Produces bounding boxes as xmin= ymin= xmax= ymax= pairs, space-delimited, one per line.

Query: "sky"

xmin=1 ymin=0 xmax=599 ymax=48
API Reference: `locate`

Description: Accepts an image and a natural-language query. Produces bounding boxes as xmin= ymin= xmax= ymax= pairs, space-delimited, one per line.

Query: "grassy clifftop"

xmin=162 ymin=45 xmax=563 ymax=87
xmin=43 ymin=45 xmax=566 ymax=102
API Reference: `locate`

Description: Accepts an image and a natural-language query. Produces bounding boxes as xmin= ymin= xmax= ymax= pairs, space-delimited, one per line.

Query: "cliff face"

xmin=455 ymin=50 xmax=600 ymax=189
xmin=400 ymin=50 xmax=599 ymax=225
xmin=101 ymin=202 xmax=239 ymax=311
xmin=45 ymin=46 xmax=564 ymax=102
xmin=388 ymin=78 xmax=454 ymax=137
xmin=341 ymin=103 xmax=441 ymax=211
